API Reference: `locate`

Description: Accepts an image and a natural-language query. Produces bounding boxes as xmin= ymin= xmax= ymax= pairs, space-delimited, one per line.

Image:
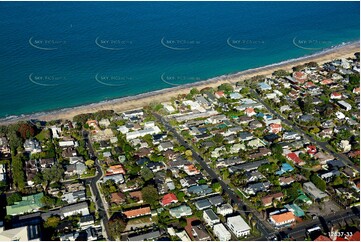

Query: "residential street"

xmin=82 ymin=130 xmax=112 ymax=240
xmin=251 ymin=90 xmax=355 ymax=168
xmin=153 ymin=112 xmax=276 ymax=240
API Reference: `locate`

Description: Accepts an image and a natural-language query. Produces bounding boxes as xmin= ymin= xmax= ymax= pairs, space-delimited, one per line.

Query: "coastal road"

xmin=251 ymin=90 xmax=354 ymax=168
xmin=153 ymin=112 xmax=276 ymax=239
xmin=82 ymin=130 xmax=112 ymax=240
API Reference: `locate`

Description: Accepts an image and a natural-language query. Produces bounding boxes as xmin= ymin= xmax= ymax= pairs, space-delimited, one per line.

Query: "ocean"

xmin=0 ymin=1 xmax=359 ymax=118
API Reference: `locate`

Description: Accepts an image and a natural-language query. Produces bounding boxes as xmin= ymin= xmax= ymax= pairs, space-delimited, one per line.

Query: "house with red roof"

xmin=269 ymin=123 xmax=282 ymax=134
xmin=321 ymin=79 xmax=333 ymax=85
xmin=293 ymin=72 xmax=307 ymax=84
xmin=215 ymin=91 xmax=225 ymax=99
xmin=304 ymin=81 xmax=316 ymax=89
xmin=269 ymin=211 xmax=295 ymax=227
xmin=314 ymin=235 xmax=331 ymax=241
xmin=330 ymin=92 xmax=342 ymax=100
xmin=245 ymin=108 xmax=256 ymax=117
xmin=306 ymin=145 xmax=317 ymax=155
xmin=161 ymin=193 xmax=178 ymax=206
xmin=287 ymin=152 xmax=305 ymax=166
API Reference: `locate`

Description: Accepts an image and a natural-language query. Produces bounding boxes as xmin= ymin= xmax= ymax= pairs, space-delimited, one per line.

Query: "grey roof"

xmin=204 ymin=209 xmax=219 ymax=221
xmin=195 ymin=199 xmax=212 ymax=210
xmin=80 ymin=214 xmax=94 ymax=223
xmin=208 ymin=195 xmax=224 ymax=206
xmin=228 ymin=159 xmax=269 ymax=173
xmin=61 ymin=202 xmax=88 ymax=214
xmin=128 ymin=230 xmax=161 ymax=241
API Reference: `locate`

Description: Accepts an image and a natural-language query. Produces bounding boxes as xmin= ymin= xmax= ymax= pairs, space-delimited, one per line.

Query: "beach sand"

xmin=1 ymin=42 xmax=359 ymax=125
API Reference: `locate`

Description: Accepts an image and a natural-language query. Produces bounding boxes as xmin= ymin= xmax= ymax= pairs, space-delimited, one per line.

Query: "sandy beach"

xmin=1 ymin=41 xmax=359 ymax=125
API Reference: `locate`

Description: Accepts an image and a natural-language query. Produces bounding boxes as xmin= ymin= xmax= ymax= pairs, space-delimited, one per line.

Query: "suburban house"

xmin=203 ymin=209 xmax=220 ymax=226
xmin=6 ymin=193 xmax=43 ymax=216
xmin=123 ymin=207 xmax=151 ymax=219
xmin=169 ymin=205 xmax=192 ymax=218
xmin=195 ymin=199 xmax=212 ymax=210
xmin=303 ymin=182 xmax=329 ymax=201
xmin=23 ymin=139 xmax=42 ymax=153
xmin=161 ymin=193 xmax=178 ymax=206
xmin=217 ymin=203 xmax=233 ymax=216
xmin=287 ymin=152 xmax=305 ymax=166
xmin=226 ymin=215 xmax=251 ymax=237
xmin=269 ymin=211 xmax=295 ymax=227
xmin=244 ymin=182 xmax=271 ymax=195
xmin=337 ymin=100 xmax=352 ymax=111
xmin=261 ymin=192 xmax=284 ymax=207
xmin=213 ymin=223 xmax=231 ymax=241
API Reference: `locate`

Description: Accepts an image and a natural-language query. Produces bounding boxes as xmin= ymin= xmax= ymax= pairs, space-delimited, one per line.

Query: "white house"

xmin=61 ymin=202 xmax=90 ymax=218
xmin=24 ymin=139 xmax=42 ymax=153
xmin=337 ymin=100 xmax=352 ymax=111
xmin=50 ymin=126 xmax=61 ymax=139
xmin=59 ymin=140 xmax=78 ymax=147
xmin=99 ymin=119 xmax=111 ymax=128
xmin=213 ymin=223 xmax=231 ymax=241
xmin=117 ymin=125 xmax=129 ymax=134
xmin=226 ymin=215 xmax=251 ymax=237
xmin=203 ymin=209 xmax=220 ymax=227
xmin=217 ymin=203 xmax=233 ymax=216
xmin=126 ymin=126 xmax=161 ymax=140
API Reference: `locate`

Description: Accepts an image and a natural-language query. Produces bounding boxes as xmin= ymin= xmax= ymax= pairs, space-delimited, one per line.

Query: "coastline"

xmin=0 ymin=41 xmax=359 ymax=125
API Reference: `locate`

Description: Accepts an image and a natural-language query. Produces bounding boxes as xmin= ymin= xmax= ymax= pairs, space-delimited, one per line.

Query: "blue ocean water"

xmin=0 ymin=1 xmax=359 ymax=118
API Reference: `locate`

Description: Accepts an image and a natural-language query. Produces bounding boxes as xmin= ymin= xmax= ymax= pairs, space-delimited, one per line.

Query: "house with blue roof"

xmin=276 ymin=163 xmax=294 ymax=176
xmin=187 ymin=185 xmax=213 ymax=196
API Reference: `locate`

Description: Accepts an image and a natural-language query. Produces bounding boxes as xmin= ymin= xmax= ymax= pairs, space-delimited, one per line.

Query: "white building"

xmin=0 ymin=164 xmax=6 ymax=182
xmin=126 ymin=126 xmax=161 ymax=141
xmin=203 ymin=209 xmax=220 ymax=227
xmin=61 ymin=202 xmax=90 ymax=218
xmin=217 ymin=203 xmax=233 ymax=216
xmin=99 ymin=119 xmax=111 ymax=128
xmin=213 ymin=223 xmax=231 ymax=241
xmin=117 ymin=125 xmax=129 ymax=134
xmin=226 ymin=215 xmax=251 ymax=237
xmin=337 ymin=100 xmax=352 ymax=111
xmin=50 ymin=126 xmax=61 ymax=139
xmin=24 ymin=139 xmax=42 ymax=153
xmin=0 ymin=224 xmax=40 ymax=241
xmin=59 ymin=140 xmax=78 ymax=147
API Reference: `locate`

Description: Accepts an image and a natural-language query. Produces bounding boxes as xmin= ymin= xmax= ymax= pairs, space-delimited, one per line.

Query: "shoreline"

xmin=0 ymin=41 xmax=359 ymax=125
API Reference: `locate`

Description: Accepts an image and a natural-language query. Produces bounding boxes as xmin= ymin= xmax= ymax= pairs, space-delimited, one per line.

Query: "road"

xmin=251 ymin=90 xmax=354 ymax=168
xmin=153 ymin=112 xmax=276 ymax=239
xmin=82 ymin=130 xmax=112 ymax=240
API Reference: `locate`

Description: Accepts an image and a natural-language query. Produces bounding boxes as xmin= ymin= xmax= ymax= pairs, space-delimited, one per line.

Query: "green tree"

xmin=218 ymin=83 xmax=234 ymax=93
xmin=108 ymin=217 xmax=126 ymax=240
xmin=44 ymin=216 xmax=61 ymax=228
xmin=7 ymin=192 xmax=22 ymax=205
xmin=310 ymin=174 xmax=326 ymax=191
xmin=12 ymin=154 xmax=26 ymax=191
xmin=213 ymin=133 xmax=224 ymax=145
xmin=271 ymin=143 xmax=283 ymax=156
xmin=85 ymin=159 xmax=95 ymax=168
xmin=212 ymin=182 xmax=222 ymax=193
xmin=185 ymin=150 xmax=193 ymax=158
xmin=272 ymin=69 xmax=290 ymax=77
xmin=140 ymin=167 xmax=154 ymax=182
xmin=141 ymin=185 xmax=159 ymax=207
xmin=41 ymin=195 xmax=57 ymax=208
xmin=43 ymin=163 xmax=64 ymax=185
xmin=190 ymin=88 xmax=200 ymax=96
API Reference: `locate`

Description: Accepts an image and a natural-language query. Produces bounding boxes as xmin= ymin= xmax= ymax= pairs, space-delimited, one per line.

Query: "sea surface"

xmin=0 ymin=1 xmax=359 ymax=118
